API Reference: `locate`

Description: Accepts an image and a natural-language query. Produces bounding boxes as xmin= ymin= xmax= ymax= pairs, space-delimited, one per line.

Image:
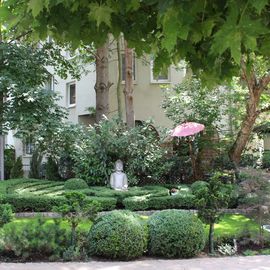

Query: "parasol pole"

xmin=188 ymin=137 xmax=197 ymax=180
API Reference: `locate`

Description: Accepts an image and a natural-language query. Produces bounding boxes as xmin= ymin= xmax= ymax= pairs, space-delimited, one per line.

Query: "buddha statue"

xmin=110 ymin=160 xmax=128 ymax=191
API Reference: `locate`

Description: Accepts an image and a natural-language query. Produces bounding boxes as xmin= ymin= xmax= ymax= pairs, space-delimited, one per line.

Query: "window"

xmin=150 ymin=60 xmax=170 ymax=83
xmin=23 ymin=137 xmax=34 ymax=155
xmin=67 ymin=82 xmax=76 ymax=107
xmin=44 ymin=75 xmax=54 ymax=91
xmin=121 ymin=53 xmax=136 ymax=81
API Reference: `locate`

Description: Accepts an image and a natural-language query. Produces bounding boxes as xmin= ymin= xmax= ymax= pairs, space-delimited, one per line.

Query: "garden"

xmin=1 ymin=0 xmax=270 ymax=265
xmin=0 ymin=81 xmax=270 ymax=261
xmin=0 ymin=164 xmax=270 ymax=261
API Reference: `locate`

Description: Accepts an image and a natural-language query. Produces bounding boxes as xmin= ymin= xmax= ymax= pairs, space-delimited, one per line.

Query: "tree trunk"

xmin=229 ymin=87 xmax=261 ymax=166
xmin=116 ymin=38 xmax=123 ymax=120
xmin=209 ymin=222 xmax=215 ymax=254
xmin=95 ymin=41 xmax=112 ymax=123
xmin=124 ymin=41 xmax=135 ymax=128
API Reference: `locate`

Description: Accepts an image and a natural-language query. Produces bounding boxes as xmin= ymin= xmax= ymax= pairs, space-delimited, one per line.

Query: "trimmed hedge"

xmin=0 ymin=195 xmax=117 ymax=212
xmin=148 ymin=210 xmax=205 ymax=258
xmin=64 ymin=178 xmax=88 ymax=190
xmin=88 ymin=210 xmax=147 ymax=260
xmin=81 ymin=186 xmax=169 ymax=207
xmin=123 ymin=194 xmax=195 ymax=211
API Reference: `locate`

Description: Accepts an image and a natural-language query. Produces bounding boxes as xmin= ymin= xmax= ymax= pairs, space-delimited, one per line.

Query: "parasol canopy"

xmin=171 ymin=122 xmax=205 ymax=137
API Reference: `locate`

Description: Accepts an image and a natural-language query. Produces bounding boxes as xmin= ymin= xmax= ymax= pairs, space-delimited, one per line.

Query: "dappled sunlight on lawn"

xmin=214 ymin=214 xmax=259 ymax=237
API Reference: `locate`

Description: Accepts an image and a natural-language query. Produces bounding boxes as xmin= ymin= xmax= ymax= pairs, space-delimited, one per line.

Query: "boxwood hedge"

xmin=88 ymin=210 xmax=147 ymax=260
xmin=148 ymin=210 xmax=205 ymax=258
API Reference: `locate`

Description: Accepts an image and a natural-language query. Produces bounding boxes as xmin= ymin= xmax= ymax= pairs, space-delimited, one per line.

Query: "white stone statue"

xmin=110 ymin=160 xmax=128 ymax=191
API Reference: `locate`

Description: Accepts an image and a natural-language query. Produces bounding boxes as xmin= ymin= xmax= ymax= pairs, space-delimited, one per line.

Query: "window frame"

xmin=67 ymin=81 xmax=76 ymax=108
xmin=23 ymin=137 xmax=34 ymax=156
xmin=44 ymin=75 xmax=54 ymax=91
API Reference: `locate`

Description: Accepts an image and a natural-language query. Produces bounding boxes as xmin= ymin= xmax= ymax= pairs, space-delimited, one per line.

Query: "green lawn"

xmin=204 ymin=214 xmax=260 ymax=239
xmin=215 ymin=214 xmax=259 ymax=237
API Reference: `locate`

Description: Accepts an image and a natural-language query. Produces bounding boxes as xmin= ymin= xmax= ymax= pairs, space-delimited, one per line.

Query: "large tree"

xmin=4 ymin=0 xmax=270 ymax=164
xmin=2 ymin=1 xmax=157 ymax=125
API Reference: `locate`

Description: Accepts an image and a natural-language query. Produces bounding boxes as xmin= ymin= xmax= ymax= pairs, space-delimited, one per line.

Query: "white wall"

xmin=54 ymin=63 xmax=96 ymax=124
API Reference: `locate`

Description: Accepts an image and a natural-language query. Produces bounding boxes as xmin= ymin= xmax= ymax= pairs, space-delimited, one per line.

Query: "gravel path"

xmin=1 ymin=255 xmax=270 ymax=270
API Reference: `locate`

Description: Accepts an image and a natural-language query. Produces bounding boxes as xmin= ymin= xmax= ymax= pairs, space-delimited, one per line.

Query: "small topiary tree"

xmin=28 ymin=149 xmax=43 ymax=179
xmin=45 ymin=156 xmax=61 ymax=180
xmin=88 ymin=210 xmax=148 ymax=260
xmin=4 ymin=146 xmax=15 ymax=179
xmin=10 ymin=156 xmax=24 ymax=178
xmin=54 ymin=192 xmax=100 ymax=247
xmin=192 ymin=173 xmax=232 ymax=254
xmin=0 ymin=203 xmax=14 ymax=227
xmin=64 ymin=178 xmax=89 ymax=190
xmin=262 ymin=150 xmax=270 ymax=169
xmin=148 ymin=210 xmax=205 ymax=258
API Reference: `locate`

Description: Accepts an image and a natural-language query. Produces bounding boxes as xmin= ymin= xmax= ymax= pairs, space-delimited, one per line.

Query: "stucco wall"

xmin=108 ymin=54 xmax=186 ymax=128
xmin=54 ymin=63 xmax=96 ymax=124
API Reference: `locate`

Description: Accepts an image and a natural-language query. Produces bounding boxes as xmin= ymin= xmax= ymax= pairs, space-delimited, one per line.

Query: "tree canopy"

xmin=2 ymin=0 xmax=270 ymax=84
xmin=0 ymin=42 xmax=81 ymax=138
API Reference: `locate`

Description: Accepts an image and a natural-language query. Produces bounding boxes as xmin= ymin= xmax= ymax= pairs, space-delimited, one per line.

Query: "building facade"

xmin=7 ymin=51 xmax=186 ymax=174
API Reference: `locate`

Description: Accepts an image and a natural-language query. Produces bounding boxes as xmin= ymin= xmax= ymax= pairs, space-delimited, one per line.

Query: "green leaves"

xmin=88 ymin=3 xmax=114 ymax=27
xmin=28 ymin=0 xmax=44 ymax=17
xmin=210 ymin=1 xmax=270 ymax=65
xmin=249 ymin=0 xmax=269 ymax=14
xmin=160 ymin=7 xmax=189 ymax=52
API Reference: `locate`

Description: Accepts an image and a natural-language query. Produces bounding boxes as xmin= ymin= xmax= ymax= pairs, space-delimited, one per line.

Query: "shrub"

xmin=72 ymin=118 xmax=172 ymax=185
xmin=64 ymin=178 xmax=89 ymax=190
xmin=0 ymin=218 xmax=69 ymax=259
xmin=58 ymin=153 xmax=75 ymax=180
xmin=262 ymin=150 xmax=270 ymax=169
xmin=0 ymin=203 xmax=14 ymax=227
xmin=28 ymin=150 xmax=43 ymax=179
xmin=4 ymin=146 xmax=15 ymax=180
xmin=193 ymin=173 xmax=232 ymax=254
xmin=10 ymin=157 xmax=24 ymax=178
xmin=148 ymin=210 xmax=205 ymax=258
xmin=123 ymin=194 xmax=195 ymax=211
xmin=1 ymin=194 xmax=67 ymax=212
xmin=191 ymin=181 xmax=208 ymax=194
xmin=81 ymin=185 xmax=169 ymax=206
xmin=45 ymin=156 xmax=61 ymax=180
xmin=54 ymin=192 xmax=100 ymax=246
xmin=0 ymin=194 xmax=116 ymax=212
xmin=88 ymin=210 xmax=147 ymax=260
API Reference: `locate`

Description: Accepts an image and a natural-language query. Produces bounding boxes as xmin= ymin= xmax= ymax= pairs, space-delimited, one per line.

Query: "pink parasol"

xmin=171 ymin=122 xmax=205 ymax=180
xmin=171 ymin=122 xmax=205 ymax=137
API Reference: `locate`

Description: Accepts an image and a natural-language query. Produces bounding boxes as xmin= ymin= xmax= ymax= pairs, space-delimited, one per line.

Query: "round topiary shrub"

xmin=148 ymin=210 xmax=205 ymax=258
xmin=191 ymin=181 xmax=208 ymax=194
xmin=64 ymin=178 xmax=88 ymax=190
xmin=88 ymin=210 xmax=147 ymax=260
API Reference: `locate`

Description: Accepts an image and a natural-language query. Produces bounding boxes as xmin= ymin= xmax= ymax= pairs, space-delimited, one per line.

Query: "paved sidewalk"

xmin=1 ymin=256 xmax=270 ymax=270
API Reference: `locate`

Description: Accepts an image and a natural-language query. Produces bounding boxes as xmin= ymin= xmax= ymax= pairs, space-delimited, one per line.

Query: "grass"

xmin=215 ymin=214 xmax=259 ymax=237
xmin=203 ymin=214 xmax=260 ymax=239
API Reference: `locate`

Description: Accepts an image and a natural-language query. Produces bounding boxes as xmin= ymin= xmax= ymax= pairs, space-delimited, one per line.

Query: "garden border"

xmin=15 ymin=208 xmax=253 ymax=218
